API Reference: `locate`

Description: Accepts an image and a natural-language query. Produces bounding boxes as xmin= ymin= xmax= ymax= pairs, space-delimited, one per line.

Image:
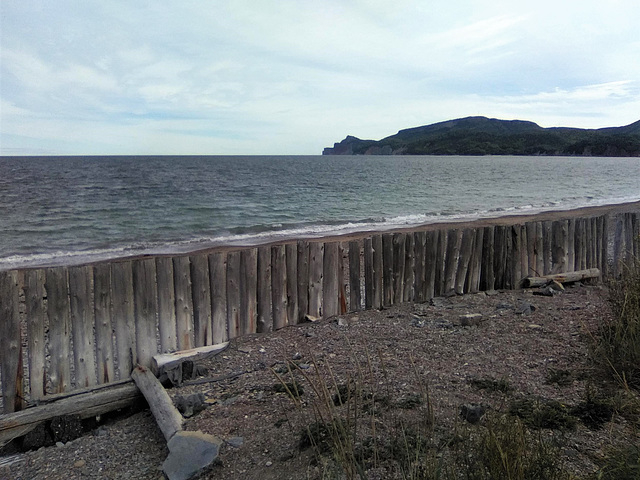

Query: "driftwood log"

xmin=151 ymin=342 xmax=228 ymax=385
xmin=0 ymin=380 xmax=141 ymax=448
xmin=522 ymin=268 xmax=600 ymax=288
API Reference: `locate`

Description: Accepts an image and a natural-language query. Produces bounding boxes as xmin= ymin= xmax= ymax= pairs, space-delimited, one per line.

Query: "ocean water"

xmin=1 ymin=155 xmax=639 ymax=270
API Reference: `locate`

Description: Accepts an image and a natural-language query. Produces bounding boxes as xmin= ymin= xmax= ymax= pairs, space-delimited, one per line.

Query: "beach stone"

xmin=456 ymin=313 xmax=483 ymax=326
xmin=460 ymin=404 xmax=485 ymax=424
xmin=515 ymin=301 xmax=536 ymax=315
xmin=410 ymin=315 xmax=426 ymax=327
xmin=174 ymin=393 xmax=207 ymax=418
xmin=163 ymin=430 xmax=222 ymax=480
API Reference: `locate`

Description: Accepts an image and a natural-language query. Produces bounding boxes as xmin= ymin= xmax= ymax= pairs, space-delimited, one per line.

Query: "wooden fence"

xmin=1 ymin=210 xmax=638 ymax=413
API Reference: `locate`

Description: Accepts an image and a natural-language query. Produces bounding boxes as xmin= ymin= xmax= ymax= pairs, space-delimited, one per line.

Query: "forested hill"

xmin=322 ymin=116 xmax=640 ymax=156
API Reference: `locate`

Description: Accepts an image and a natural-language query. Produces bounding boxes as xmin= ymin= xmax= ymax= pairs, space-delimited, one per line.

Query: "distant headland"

xmin=322 ymin=116 xmax=640 ymax=156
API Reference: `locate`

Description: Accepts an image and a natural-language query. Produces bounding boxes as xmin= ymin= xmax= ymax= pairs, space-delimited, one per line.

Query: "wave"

xmin=2 ymin=194 xmax=639 ymax=271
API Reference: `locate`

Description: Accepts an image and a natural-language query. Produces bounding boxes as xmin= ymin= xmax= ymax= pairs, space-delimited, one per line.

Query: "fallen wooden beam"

xmin=522 ymin=268 xmax=600 ymax=288
xmin=0 ymin=380 xmax=141 ymax=448
xmin=131 ymin=365 xmax=222 ymax=480
xmin=151 ymin=342 xmax=229 ymax=377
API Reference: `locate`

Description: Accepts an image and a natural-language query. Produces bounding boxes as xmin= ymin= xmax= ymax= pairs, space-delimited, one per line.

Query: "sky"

xmin=1 ymin=1 xmax=640 ymax=156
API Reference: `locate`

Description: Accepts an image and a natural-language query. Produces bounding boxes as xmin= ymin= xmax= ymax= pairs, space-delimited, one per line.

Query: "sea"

xmin=1 ymin=155 xmax=639 ymax=270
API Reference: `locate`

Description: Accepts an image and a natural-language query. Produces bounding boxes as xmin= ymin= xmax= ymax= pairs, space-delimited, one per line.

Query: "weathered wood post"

xmin=133 ymin=258 xmax=159 ymax=368
xmin=25 ymin=269 xmax=47 ymax=401
xmin=173 ymin=256 xmax=194 ymax=350
xmin=393 ymin=233 xmax=406 ymax=304
xmin=372 ymin=235 xmax=383 ymax=308
xmin=240 ymin=248 xmax=258 ymax=334
xmin=413 ymin=232 xmax=426 ymax=302
xmin=323 ymin=242 xmax=340 ymax=318
xmin=480 ymin=226 xmax=495 ymax=291
xmin=46 ymin=267 xmax=71 ymax=392
xmin=348 ymin=240 xmax=361 ymax=312
xmin=308 ymin=241 xmax=324 ymax=318
xmin=271 ymin=245 xmax=288 ymax=329
xmin=156 ymin=258 xmax=178 ymax=354
xmin=285 ymin=244 xmax=298 ymax=325
xmin=226 ymin=251 xmax=241 ymax=337
xmin=297 ymin=240 xmax=310 ymax=320
xmin=455 ymin=228 xmax=474 ymax=295
xmin=210 ymin=252 xmax=228 ymax=342
xmin=0 ymin=269 xmax=23 ymax=413
xmin=382 ymin=233 xmax=394 ymax=306
xmin=256 ymin=247 xmax=272 ymax=333
xmin=111 ymin=261 xmax=136 ymax=379
xmin=69 ymin=265 xmax=98 ymax=388
xmin=444 ymin=229 xmax=462 ymax=295
xmin=191 ymin=254 xmax=213 ymax=346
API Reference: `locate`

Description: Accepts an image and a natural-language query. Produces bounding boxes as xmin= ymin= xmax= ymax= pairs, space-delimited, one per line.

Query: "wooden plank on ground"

xmin=348 ymin=240 xmax=361 ymax=312
xmin=155 ymin=257 xmax=178 ymax=353
xmin=46 ymin=267 xmax=71 ymax=393
xmin=0 ymin=270 xmax=23 ymax=413
xmin=173 ymin=256 xmax=194 ymax=351
xmin=257 ymin=247 xmax=272 ymax=333
xmin=94 ymin=264 xmax=115 ymax=384
xmin=24 ymin=269 xmax=46 ymax=401
xmin=133 ymin=258 xmax=158 ymax=368
xmin=241 ymin=248 xmax=258 ymax=334
xmin=111 ymin=261 xmax=136 ymax=379
xmin=190 ymin=254 xmax=212 ymax=346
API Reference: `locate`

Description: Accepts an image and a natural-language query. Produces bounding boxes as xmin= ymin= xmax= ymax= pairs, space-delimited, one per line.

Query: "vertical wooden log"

xmin=455 ymin=228 xmax=474 ymax=295
xmin=240 ymin=248 xmax=258 ymax=334
xmin=480 ymin=226 xmax=495 ymax=291
xmin=613 ymin=215 xmax=624 ymax=277
xmin=567 ymin=219 xmax=576 ymax=273
xmin=434 ymin=228 xmax=447 ymax=296
xmin=323 ymin=242 xmax=340 ymax=317
xmin=338 ymin=243 xmax=347 ymax=314
xmin=25 ymin=269 xmax=46 ymax=401
xmin=226 ymin=251 xmax=241 ymax=338
xmin=504 ymin=226 xmax=515 ymax=290
xmin=413 ymin=232 xmax=426 ymax=303
xmin=94 ymin=264 xmax=115 ymax=384
xmin=594 ymin=216 xmax=603 ymax=274
xmin=382 ymin=234 xmax=394 ymax=306
xmin=364 ymin=237 xmax=374 ymax=309
xmin=403 ymin=233 xmax=414 ymax=302
xmin=444 ymin=229 xmax=462 ymax=295
xmin=633 ymin=213 xmax=639 ymax=260
xmin=525 ymin=222 xmax=538 ymax=277
xmin=540 ymin=221 xmax=551 ymax=275
xmin=0 ymin=270 xmax=23 ymax=412
xmin=534 ymin=222 xmax=544 ymax=277
xmin=173 ymin=256 xmax=194 ymax=350
xmin=133 ymin=259 xmax=158 ymax=368
xmin=392 ymin=233 xmax=406 ymax=304
xmin=155 ymin=258 xmax=177 ymax=353
xmin=372 ymin=235 xmax=383 ymax=308
xmin=424 ymin=230 xmax=438 ymax=300
xmin=271 ymin=245 xmax=288 ymax=328
xmin=285 ymin=244 xmax=298 ymax=325
xmin=69 ymin=265 xmax=98 ymax=388
xmin=257 ymin=247 xmax=272 ymax=334
xmin=297 ymin=241 xmax=310 ymax=321
xmin=468 ymin=228 xmax=484 ymax=293
xmin=210 ymin=252 xmax=228 ymax=342
xmin=493 ymin=226 xmax=507 ymax=289
xmin=46 ymin=267 xmax=71 ymax=393
xmin=519 ymin=225 xmax=528 ymax=283
xmin=551 ymin=220 xmax=568 ymax=274
xmin=349 ymin=240 xmax=362 ymax=312
xmin=585 ymin=217 xmax=594 ymax=269
xmin=309 ymin=242 xmax=324 ymax=317
xmin=111 ymin=261 xmax=136 ymax=379
xmin=579 ymin=218 xmax=588 ymax=271
xmin=601 ymin=215 xmax=610 ymax=279
xmin=625 ymin=213 xmax=635 ymax=265
xmin=190 ymin=254 xmax=212 ymax=347
xmin=591 ymin=217 xmax=599 ymax=270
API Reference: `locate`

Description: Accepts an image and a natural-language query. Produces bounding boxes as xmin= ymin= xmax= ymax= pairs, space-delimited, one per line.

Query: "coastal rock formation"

xmin=322 ymin=116 xmax=640 ymax=156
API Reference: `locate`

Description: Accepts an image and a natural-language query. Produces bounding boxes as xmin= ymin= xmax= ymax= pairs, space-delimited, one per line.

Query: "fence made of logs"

xmin=1 ymin=210 xmax=639 ymax=414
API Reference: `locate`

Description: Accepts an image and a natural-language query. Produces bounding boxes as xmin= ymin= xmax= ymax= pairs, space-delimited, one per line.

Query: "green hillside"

xmin=322 ymin=116 xmax=640 ymax=156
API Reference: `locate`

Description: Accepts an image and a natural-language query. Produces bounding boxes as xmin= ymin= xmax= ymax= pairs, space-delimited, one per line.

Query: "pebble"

xmin=74 ymin=460 xmax=86 ymax=468
xmin=266 ymin=461 xmax=273 ymax=467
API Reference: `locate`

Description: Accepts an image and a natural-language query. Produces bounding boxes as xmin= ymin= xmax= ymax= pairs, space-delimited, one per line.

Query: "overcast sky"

xmin=1 ymin=1 xmax=639 ymax=155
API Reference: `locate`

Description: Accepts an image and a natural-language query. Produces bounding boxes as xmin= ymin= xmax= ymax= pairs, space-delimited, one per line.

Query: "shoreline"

xmin=2 ymin=199 xmax=640 ymax=271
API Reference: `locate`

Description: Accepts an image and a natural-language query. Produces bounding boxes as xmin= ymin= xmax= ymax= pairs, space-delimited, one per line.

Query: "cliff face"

xmin=322 ymin=117 xmax=640 ymax=156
